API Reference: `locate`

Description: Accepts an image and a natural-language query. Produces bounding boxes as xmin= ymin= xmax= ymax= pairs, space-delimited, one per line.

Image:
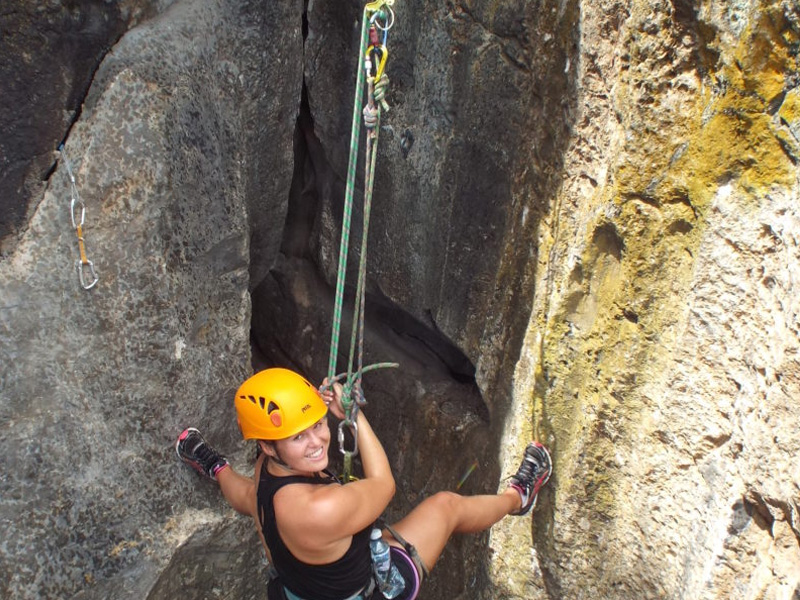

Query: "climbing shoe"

xmin=176 ymin=428 xmax=229 ymax=481
xmin=509 ymin=442 xmax=552 ymax=516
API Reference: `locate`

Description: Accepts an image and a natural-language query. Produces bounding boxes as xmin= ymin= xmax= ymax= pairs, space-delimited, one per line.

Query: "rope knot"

xmin=363 ymin=103 xmax=379 ymax=129
xmin=373 ymin=74 xmax=390 ymax=111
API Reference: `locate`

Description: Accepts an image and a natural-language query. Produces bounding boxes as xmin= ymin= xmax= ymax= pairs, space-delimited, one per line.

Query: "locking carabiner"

xmin=338 ymin=418 xmax=359 ymax=457
xmin=365 ymin=41 xmax=388 ymax=81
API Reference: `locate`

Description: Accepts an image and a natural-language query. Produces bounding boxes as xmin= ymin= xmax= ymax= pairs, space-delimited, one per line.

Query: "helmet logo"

xmin=270 ymin=412 xmax=282 ymax=427
xmin=301 ymin=403 xmax=312 ymax=413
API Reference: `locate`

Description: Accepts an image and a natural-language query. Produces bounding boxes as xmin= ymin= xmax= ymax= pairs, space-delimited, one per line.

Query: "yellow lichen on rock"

xmin=544 ymin=0 xmax=799 ymax=465
xmin=664 ymin=33 xmax=796 ymax=205
xmin=778 ymin=87 xmax=800 ymax=126
xmin=616 ymin=1 xmax=797 ymax=209
xmin=514 ymin=1 xmax=800 ymax=598
xmin=732 ymin=4 xmax=796 ymax=104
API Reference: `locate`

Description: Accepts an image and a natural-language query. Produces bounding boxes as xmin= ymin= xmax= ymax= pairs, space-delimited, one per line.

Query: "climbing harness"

xmin=58 ymin=143 xmax=99 ymax=290
xmin=325 ymin=0 xmax=398 ymax=482
xmin=377 ymin=519 xmax=430 ymax=580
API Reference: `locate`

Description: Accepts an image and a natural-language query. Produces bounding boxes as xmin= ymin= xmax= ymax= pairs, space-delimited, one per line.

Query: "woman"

xmin=177 ymin=368 xmax=551 ymax=600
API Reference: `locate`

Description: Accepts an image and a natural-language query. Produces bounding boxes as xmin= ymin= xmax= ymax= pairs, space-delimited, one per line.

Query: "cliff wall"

xmin=0 ymin=1 xmax=797 ymax=599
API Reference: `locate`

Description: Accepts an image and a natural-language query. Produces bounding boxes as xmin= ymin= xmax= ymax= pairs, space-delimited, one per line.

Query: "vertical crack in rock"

xmin=249 ymin=80 xmax=488 ymax=423
xmin=0 ymin=1 xmax=144 ymax=252
xmin=250 ymin=0 xmax=487 ymax=425
xmin=246 ymin=6 xmax=508 ymax=596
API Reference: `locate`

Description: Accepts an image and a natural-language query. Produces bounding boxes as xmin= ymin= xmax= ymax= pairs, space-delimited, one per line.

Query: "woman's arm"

xmin=281 ymin=382 xmax=395 ymax=545
xmin=217 ymin=465 xmax=257 ymax=517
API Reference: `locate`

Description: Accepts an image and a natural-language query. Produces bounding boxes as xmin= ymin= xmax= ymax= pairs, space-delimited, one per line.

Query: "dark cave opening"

xmin=247 ymin=77 xmax=487 ymax=424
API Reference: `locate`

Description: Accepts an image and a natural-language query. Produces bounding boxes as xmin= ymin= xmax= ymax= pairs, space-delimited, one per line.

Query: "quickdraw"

xmin=58 ymin=143 xmax=99 ymax=290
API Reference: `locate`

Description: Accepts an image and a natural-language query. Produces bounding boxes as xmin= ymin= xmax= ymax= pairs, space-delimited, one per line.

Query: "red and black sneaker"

xmin=509 ymin=442 xmax=552 ymax=516
xmin=176 ymin=428 xmax=229 ymax=481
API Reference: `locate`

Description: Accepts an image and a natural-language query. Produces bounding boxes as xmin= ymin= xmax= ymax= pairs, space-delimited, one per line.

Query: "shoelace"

xmin=516 ymin=454 xmax=542 ymax=487
xmin=192 ymin=441 xmax=222 ymax=472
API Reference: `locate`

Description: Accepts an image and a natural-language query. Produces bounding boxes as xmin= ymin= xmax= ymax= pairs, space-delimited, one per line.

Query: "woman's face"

xmin=273 ymin=416 xmax=331 ymax=474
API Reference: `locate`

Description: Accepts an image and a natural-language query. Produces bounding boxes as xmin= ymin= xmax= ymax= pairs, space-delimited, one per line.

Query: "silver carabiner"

xmin=370 ymin=6 xmax=395 ymax=32
xmin=77 ymin=260 xmax=99 ymax=290
xmin=70 ymin=196 xmax=85 ymax=228
xmin=338 ymin=419 xmax=359 ymax=457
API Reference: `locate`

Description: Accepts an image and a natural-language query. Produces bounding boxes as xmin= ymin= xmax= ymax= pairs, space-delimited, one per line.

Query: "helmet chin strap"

xmin=259 ymin=440 xmax=292 ymax=471
xmin=270 ymin=448 xmax=292 ymax=471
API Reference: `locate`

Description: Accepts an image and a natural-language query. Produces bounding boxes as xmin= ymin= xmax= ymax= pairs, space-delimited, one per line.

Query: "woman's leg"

xmin=388 ymin=488 xmax=522 ymax=573
xmin=389 ymin=442 xmax=552 ymax=574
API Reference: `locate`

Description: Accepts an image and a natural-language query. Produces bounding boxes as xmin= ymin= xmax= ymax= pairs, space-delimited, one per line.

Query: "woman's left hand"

xmin=321 ymin=378 xmax=346 ymax=420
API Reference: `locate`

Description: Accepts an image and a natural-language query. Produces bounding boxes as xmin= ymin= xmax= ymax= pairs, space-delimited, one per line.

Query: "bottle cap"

xmin=371 ymin=528 xmax=382 ymax=540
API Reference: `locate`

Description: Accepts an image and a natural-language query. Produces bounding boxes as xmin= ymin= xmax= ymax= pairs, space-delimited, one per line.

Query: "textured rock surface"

xmin=0 ymin=0 xmax=301 ymax=598
xmin=251 ymin=1 xmax=578 ymax=596
xmin=0 ymin=0 xmax=161 ymax=251
xmin=1 ymin=0 xmax=798 ymax=599
xmin=496 ymin=0 xmax=800 ymax=599
xmin=301 ymin=0 xmax=577 ymax=400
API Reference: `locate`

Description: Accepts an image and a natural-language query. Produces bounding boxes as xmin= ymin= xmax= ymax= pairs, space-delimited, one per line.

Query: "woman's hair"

xmin=258 ymin=439 xmax=290 ymax=468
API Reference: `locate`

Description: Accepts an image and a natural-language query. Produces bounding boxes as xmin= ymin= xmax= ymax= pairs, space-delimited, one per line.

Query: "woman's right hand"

xmin=321 ymin=378 xmax=346 ymax=420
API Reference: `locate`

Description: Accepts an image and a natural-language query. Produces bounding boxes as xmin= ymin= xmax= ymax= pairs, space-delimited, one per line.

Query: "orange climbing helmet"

xmin=234 ymin=368 xmax=328 ymax=440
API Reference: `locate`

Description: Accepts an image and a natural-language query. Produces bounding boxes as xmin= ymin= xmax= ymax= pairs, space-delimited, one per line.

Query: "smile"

xmin=307 ymin=447 xmax=325 ymax=460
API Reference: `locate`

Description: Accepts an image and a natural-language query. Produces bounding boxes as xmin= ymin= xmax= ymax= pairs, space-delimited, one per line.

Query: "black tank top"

xmin=257 ymin=464 xmax=373 ymax=600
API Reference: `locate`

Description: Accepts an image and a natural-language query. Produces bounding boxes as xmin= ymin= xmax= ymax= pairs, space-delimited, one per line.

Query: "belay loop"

xmin=326 ymin=0 xmax=399 ymax=482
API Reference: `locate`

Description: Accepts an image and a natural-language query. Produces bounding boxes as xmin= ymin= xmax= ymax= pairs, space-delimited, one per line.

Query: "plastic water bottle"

xmin=369 ymin=528 xmax=406 ymax=599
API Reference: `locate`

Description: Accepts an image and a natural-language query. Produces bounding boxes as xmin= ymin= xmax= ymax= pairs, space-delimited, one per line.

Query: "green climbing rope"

xmin=328 ymin=4 xmax=373 ymax=379
xmin=325 ymin=0 xmax=398 ymax=480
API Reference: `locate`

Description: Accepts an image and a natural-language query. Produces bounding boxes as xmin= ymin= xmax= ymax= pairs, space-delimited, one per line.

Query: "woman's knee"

xmin=429 ymin=490 xmax=460 ymax=505
xmin=424 ymin=491 xmax=463 ymax=523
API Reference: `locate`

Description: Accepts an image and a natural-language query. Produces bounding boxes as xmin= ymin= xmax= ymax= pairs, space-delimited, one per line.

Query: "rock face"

xmin=251 ymin=1 xmax=577 ymax=597
xmin=496 ymin=1 xmax=800 ymax=599
xmin=1 ymin=0 xmax=798 ymax=600
xmin=0 ymin=0 xmax=301 ymax=598
xmin=0 ymin=0 xmax=157 ymax=251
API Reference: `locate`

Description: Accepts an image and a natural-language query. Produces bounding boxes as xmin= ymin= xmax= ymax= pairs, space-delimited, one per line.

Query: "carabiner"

xmin=370 ymin=6 xmax=395 ymax=33
xmin=70 ymin=197 xmax=86 ymax=229
xmin=365 ymin=44 xmax=388 ymax=81
xmin=338 ymin=418 xmax=359 ymax=457
xmin=77 ymin=259 xmax=99 ymax=290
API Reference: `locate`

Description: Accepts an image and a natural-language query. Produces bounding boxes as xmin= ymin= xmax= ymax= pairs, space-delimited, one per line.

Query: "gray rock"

xmin=251 ymin=3 xmax=579 ymax=595
xmin=0 ymin=0 xmax=163 ymax=251
xmin=3 ymin=0 xmax=798 ymax=599
xmin=0 ymin=0 xmax=301 ymax=598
